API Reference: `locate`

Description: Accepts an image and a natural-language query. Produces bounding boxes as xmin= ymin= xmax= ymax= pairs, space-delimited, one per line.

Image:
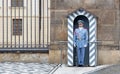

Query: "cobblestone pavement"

xmin=0 ymin=62 xmax=58 ymax=74
xmin=88 ymin=64 xmax=120 ymax=74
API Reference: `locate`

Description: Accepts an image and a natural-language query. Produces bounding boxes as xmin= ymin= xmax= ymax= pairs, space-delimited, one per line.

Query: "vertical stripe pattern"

xmin=67 ymin=9 xmax=97 ymax=66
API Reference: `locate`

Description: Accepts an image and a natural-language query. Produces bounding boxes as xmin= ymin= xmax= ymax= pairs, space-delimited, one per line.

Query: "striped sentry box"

xmin=67 ymin=9 xmax=97 ymax=66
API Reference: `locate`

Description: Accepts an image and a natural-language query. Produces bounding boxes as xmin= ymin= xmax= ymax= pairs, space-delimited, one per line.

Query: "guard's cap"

xmin=78 ymin=20 xmax=84 ymax=25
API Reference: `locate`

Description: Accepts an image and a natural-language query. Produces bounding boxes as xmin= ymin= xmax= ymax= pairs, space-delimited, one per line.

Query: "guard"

xmin=74 ymin=20 xmax=88 ymax=66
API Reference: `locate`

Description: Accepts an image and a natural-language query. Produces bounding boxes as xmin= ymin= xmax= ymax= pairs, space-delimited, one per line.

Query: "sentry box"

xmin=67 ymin=9 xmax=97 ymax=67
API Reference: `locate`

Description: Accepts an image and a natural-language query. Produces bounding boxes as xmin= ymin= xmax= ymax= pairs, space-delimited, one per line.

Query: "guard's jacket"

xmin=74 ymin=27 xmax=88 ymax=48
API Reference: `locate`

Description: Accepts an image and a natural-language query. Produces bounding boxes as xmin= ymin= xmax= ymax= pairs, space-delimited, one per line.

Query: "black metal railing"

xmin=0 ymin=0 xmax=49 ymax=51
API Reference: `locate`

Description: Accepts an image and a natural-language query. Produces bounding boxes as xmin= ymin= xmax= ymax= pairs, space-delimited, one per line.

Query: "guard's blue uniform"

xmin=74 ymin=27 xmax=88 ymax=65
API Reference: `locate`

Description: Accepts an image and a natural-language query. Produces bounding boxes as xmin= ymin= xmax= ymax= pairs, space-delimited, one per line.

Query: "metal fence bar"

xmin=47 ymin=0 xmax=48 ymax=46
xmin=26 ymin=0 xmax=28 ymax=48
xmin=23 ymin=0 xmax=24 ymax=48
xmin=39 ymin=0 xmax=41 ymax=48
xmin=19 ymin=0 xmax=20 ymax=48
xmin=2 ymin=0 xmax=4 ymax=48
xmin=31 ymin=0 xmax=32 ymax=48
xmin=15 ymin=1 xmax=16 ymax=48
xmin=6 ymin=0 xmax=8 ymax=48
xmin=11 ymin=0 xmax=12 ymax=48
xmin=35 ymin=0 xmax=36 ymax=48
xmin=118 ymin=0 xmax=120 ymax=50
xmin=43 ymin=0 xmax=44 ymax=47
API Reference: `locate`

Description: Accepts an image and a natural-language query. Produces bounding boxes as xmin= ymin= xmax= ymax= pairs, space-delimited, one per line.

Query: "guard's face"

xmin=79 ymin=23 xmax=83 ymax=27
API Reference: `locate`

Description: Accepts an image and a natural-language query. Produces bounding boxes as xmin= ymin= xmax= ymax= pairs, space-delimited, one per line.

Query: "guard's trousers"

xmin=77 ymin=47 xmax=85 ymax=65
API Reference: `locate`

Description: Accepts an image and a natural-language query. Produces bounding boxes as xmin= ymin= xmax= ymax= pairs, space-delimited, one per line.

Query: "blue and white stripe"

xmin=68 ymin=17 xmax=74 ymax=66
xmin=67 ymin=9 xmax=97 ymax=66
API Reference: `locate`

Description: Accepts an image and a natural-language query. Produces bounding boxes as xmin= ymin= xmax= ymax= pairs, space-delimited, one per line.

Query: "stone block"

xmin=54 ymin=50 xmax=61 ymax=63
xmin=61 ymin=49 xmax=67 ymax=64
xmin=51 ymin=0 xmax=56 ymax=9
xmin=54 ymin=24 xmax=67 ymax=41
xmin=114 ymin=0 xmax=120 ymax=9
xmin=49 ymin=50 xmax=55 ymax=63
xmin=97 ymin=26 xmax=114 ymax=41
xmin=95 ymin=0 xmax=115 ymax=9
xmin=19 ymin=53 xmax=48 ymax=63
xmin=98 ymin=50 xmax=120 ymax=64
xmin=50 ymin=12 xmax=67 ymax=25
xmin=40 ymin=54 xmax=49 ymax=63
xmin=88 ymin=10 xmax=116 ymax=25
xmin=0 ymin=53 xmax=19 ymax=62
xmin=84 ymin=0 xmax=96 ymax=9
xmin=51 ymin=0 xmax=84 ymax=9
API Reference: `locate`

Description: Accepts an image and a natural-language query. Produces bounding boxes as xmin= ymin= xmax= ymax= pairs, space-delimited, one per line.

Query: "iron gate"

xmin=0 ymin=0 xmax=50 ymax=51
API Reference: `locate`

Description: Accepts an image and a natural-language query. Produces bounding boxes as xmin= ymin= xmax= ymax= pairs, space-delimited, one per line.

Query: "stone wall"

xmin=50 ymin=0 xmax=120 ymax=65
xmin=0 ymin=53 xmax=49 ymax=63
xmin=50 ymin=0 xmax=119 ymax=41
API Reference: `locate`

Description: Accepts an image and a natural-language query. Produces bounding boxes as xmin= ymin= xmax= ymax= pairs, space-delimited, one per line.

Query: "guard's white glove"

xmin=74 ymin=44 xmax=76 ymax=47
xmin=84 ymin=45 xmax=87 ymax=47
